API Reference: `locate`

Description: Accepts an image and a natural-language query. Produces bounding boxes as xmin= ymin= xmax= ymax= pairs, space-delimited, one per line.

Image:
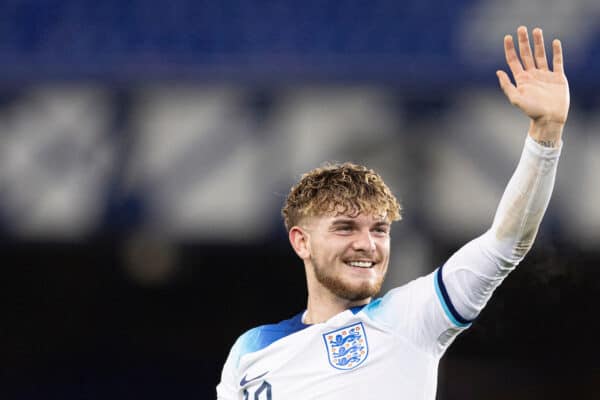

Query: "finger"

xmin=496 ymin=70 xmax=520 ymax=106
xmin=504 ymin=35 xmax=524 ymax=76
xmin=552 ymin=39 xmax=564 ymax=74
xmin=517 ymin=26 xmax=536 ymax=70
xmin=532 ymin=27 xmax=549 ymax=70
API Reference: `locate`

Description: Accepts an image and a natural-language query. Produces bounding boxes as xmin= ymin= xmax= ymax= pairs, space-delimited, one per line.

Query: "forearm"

xmin=440 ymin=132 xmax=562 ymax=321
xmin=489 ymin=132 xmax=561 ymax=264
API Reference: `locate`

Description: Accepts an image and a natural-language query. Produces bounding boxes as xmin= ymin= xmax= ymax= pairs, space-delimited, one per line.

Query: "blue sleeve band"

xmin=434 ymin=265 xmax=472 ymax=328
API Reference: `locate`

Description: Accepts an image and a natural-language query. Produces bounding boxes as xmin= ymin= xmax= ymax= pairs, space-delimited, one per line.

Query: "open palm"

xmin=497 ymin=26 xmax=570 ymax=125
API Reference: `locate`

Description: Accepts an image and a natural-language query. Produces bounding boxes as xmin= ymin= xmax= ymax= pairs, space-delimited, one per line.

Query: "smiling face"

xmin=298 ymin=213 xmax=391 ymax=302
xmin=282 ymin=162 xmax=401 ymax=308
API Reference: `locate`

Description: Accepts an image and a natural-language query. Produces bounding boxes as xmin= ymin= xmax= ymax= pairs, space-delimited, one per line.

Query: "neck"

xmin=304 ymin=292 xmax=371 ymax=324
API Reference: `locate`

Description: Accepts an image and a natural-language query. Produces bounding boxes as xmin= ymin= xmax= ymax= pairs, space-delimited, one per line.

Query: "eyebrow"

xmin=329 ymin=219 xmax=391 ymax=228
xmin=372 ymin=221 xmax=391 ymax=228
xmin=330 ymin=219 xmax=359 ymax=227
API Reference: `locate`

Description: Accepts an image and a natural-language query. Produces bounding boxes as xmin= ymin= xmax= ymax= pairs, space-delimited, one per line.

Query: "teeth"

xmin=348 ymin=261 xmax=373 ymax=268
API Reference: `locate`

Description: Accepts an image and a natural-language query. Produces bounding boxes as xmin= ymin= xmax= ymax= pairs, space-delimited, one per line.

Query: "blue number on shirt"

xmin=243 ymin=381 xmax=272 ymax=400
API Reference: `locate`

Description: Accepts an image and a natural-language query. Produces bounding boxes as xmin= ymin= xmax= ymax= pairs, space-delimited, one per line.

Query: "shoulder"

xmin=379 ymin=272 xmax=435 ymax=306
xmin=360 ymin=272 xmax=437 ymax=325
xmin=235 ymin=311 xmax=309 ymax=359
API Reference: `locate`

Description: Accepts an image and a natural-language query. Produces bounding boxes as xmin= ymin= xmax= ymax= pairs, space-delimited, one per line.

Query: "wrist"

xmin=528 ymin=119 xmax=564 ymax=148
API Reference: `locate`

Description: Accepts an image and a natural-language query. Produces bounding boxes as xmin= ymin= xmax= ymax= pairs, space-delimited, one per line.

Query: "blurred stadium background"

xmin=1 ymin=1 xmax=600 ymax=398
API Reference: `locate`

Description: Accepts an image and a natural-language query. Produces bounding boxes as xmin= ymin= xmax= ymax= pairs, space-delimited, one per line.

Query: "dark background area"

xmin=2 ymin=1 xmax=600 ymax=398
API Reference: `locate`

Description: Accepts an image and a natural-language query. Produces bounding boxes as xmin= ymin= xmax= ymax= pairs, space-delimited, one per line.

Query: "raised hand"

xmin=496 ymin=26 xmax=570 ymax=146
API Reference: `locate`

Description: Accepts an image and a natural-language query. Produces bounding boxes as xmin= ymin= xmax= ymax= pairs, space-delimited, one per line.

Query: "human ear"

xmin=289 ymin=226 xmax=311 ymax=260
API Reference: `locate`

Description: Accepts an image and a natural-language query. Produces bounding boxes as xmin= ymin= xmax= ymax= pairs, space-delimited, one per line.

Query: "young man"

xmin=217 ymin=26 xmax=569 ymax=399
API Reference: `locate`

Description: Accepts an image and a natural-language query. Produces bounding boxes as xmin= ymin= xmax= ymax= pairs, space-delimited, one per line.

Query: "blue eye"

xmin=333 ymin=225 xmax=353 ymax=234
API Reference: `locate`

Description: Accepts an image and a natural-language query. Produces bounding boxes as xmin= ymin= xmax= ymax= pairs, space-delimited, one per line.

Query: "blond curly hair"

xmin=282 ymin=162 xmax=401 ymax=231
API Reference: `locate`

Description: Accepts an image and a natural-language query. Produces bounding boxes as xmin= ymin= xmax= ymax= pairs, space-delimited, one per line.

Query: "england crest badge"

xmin=322 ymin=322 xmax=369 ymax=371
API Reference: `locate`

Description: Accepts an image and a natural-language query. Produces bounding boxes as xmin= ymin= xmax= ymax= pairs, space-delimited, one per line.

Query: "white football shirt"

xmin=218 ymin=267 xmax=469 ymax=399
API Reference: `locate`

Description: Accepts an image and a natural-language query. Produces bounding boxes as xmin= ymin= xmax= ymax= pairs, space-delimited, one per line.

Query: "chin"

xmin=311 ymin=258 xmax=386 ymax=302
xmin=337 ymin=281 xmax=382 ymax=302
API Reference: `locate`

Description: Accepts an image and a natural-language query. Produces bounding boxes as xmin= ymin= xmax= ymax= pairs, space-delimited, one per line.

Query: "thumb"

xmin=496 ymin=70 xmax=520 ymax=106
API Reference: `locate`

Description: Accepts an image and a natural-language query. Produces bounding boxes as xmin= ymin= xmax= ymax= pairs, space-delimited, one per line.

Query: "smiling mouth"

xmin=346 ymin=261 xmax=375 ymax=269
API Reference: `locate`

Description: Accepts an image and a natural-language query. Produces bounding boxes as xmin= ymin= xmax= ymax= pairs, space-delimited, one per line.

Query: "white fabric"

xmin=442 ymin=136 xmax=561 ymax=321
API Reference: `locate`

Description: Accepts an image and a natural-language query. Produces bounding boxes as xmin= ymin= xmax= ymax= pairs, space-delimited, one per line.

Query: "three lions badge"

xmin=323 ymin=322 xmax=369 ymax=370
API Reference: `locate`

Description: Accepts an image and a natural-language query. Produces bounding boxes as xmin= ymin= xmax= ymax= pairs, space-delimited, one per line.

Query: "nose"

xmin=352 ymin=229 xmax=376 ymax=253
